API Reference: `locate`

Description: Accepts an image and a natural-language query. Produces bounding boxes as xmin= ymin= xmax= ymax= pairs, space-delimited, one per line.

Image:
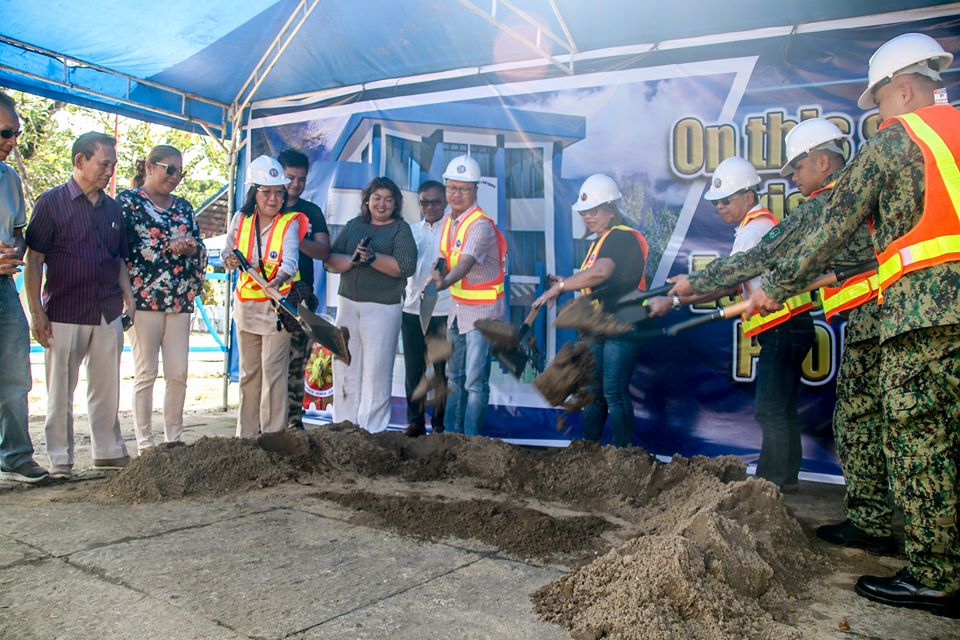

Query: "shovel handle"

xmin=666 ymin=299 xmax=751 ymax=336
xmin=231 ymin=249 xmax=300 ymax=319
xmin=616 ymin=283 xmax=673 ymax=306
xmin=833 ymin=260 xmax=878 ymax=283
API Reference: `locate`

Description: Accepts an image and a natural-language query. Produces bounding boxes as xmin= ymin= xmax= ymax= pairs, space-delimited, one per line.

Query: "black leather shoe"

xmin=404 ymin=423 xmax=426 ymax=438
xmin=855 ymin=569 xmax=960 ymax=618
xmin=816 ymin=519 xmax=898 ymax=555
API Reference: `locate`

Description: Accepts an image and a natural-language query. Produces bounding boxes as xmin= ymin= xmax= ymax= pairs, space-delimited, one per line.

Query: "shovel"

xmin=419 ymin=258 xmax=445 ymax=334
xmin=657 ymin=261 xmax=880 ymax=337
xmin=476 ymin=305 xmax=544 ymax=379
xmin=232 ymin=249 xmax=352 ymax=364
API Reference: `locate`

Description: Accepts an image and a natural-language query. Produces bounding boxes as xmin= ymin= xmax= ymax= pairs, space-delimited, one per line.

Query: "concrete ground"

xmin=2 ymin=339 xmax=957 ymax=639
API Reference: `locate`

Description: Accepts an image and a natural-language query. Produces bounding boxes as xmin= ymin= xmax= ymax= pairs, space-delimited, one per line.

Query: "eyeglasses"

xmin=709 ymin=188 xmax=748 ymax=207
xmin=256 ymin=187 xmax=286 ymax=198
xmin=153 ymin=161 xmax=185 ymax=179
xmin=419 ymin=198 xmax=443 ymax=207
xmin=445 ymin=185 xmax=477 ymax=195
xmin=0 ymin=129 xmax=21 ymax=139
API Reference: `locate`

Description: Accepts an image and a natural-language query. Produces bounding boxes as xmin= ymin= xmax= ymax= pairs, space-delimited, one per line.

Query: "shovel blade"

xmin=298 ymin=303 xmax=351 ymax=365
xmin=493 ymin=347 xmax=528 ymax=379
xmin=419 ymin=283 xmax=438 ymax=334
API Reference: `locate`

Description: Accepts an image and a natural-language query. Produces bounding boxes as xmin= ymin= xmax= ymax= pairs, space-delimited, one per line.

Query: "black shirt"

xmin=589 ymin=228 xmax=646 ymax=312
xmin=284 ymin=198 xmax=328 ymax=287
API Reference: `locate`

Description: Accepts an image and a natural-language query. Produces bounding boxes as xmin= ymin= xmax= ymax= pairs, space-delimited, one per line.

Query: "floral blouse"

xmin=118 ymin=188 xmax=207 ymax=313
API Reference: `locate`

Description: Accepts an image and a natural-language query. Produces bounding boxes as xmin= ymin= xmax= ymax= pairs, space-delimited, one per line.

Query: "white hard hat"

xmin=858 ymin=33 xmax=953 ymax=109
xmin=246 ymin=155 xmax=290 ymax=186
xmin=442 ymin=155 xmax=481 ymax=182
xmin=703 ymin=157 xmax=761 ymax=201
xmin=572 ymin=173 xmax=622 ymax=212
xmin=779 ymin=119 xmax=847 ymax=177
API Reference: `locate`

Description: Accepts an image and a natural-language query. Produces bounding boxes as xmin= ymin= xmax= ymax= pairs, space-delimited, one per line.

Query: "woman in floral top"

xmin=118 ymin=145 xmax=207 ymax=453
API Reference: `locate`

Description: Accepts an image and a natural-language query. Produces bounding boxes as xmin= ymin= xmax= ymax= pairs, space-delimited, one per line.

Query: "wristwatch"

xmin=672 ymin=294 xmax=682 ymax=309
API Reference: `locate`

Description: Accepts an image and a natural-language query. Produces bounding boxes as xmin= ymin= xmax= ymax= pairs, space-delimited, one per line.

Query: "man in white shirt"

xmin=703 ymin=157 xmax=815 ymax=490
xmin=401 ymin=180 xmax=450 ymax=437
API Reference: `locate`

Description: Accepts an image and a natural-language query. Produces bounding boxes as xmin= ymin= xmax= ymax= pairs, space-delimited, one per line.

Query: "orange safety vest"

xmin=873 ymin=104 xmax=960 ymax=297
xmin=579 ymin=225 xmax=649 ymax=294
xmin=813 ymin=180 xmax=880 ymax=320
xmin=235 ymin=210 xmax=307 ymax=302
xmin=737 ymin=208 xmax=814 ymax=338
xmin=439 ymin=207 xmax=507 ymax=305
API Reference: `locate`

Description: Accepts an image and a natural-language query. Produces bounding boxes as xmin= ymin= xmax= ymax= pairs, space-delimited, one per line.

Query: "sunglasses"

xmin=419 ymin=198 xmax=443 ymax=207
xmin=154 ymin=161 xmax=185 ymax=179
xmin=709 ymin=188 xmax=747 ymax=207
xmin=0 ymin=129 xmax=21 ymax=139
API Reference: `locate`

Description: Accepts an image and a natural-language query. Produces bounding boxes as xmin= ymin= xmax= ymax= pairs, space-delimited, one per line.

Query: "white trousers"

xmin=44 ymin=316 xmax=129 ymax=466
xmin=332 ymin=297 xmax=402 ymax=433
xmin=129 ymin=311 xmax=191 ymax=451
xmin=236 ymin=328 xmax=291 ymax=438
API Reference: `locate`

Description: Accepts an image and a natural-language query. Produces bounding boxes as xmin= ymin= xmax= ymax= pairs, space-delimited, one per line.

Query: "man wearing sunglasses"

xmin=654 ymin=155 xmax=816 ymax=493
xmin=24 ymin=131 xmax=135 ymax=479
xmin=401 ymin=180 xmax=450 ymax=437
xmin=750 ymin=33 xmax=960 ymax=616
xmin=0 ymin=92 xmax=49 ymax=484
xmin=660 ymin=120 xmax=895 ymax=557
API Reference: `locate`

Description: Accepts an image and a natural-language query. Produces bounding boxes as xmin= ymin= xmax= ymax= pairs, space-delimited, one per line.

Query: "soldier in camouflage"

xmin=664 ymin=120 xmax=897 ymax=556
xmin=750 ymin=34 xmax=959 ymax=616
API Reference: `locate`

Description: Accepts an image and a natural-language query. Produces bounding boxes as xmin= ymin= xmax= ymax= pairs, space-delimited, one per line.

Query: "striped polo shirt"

xmin=25 ymin=178 xmax=128 ymax=325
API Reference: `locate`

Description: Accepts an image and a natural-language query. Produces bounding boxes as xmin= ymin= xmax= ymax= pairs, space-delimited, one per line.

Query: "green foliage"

xmin=4 ymin=89 xmax=228 ymax=216
xmin=619 ymin=175 xmax=681 ymax=280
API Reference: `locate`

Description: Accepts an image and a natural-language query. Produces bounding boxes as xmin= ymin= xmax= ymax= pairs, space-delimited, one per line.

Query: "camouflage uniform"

xmin=690 ymin=178 xmax=891 ymax=536
xmin=762 ymin=114 xmax=960 ymax=591
xmin=287 ymin=283 xmax=319 ymax=430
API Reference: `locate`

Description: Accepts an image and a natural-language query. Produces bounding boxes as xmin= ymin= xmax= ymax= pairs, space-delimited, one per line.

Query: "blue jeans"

xmin=0 ymin=277 xmax=35 ymax=469
xmin=754 ymin=313 xmax=815 ymax=487
xmin=444 ymin=321 xmax=491 ymax=436
xmin=583 ymin=333 xmax=641 ymax=448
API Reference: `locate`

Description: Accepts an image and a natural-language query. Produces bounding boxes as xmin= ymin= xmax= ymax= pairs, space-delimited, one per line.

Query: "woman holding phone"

xmin=324 ymin=176 xmax=417 ymax=432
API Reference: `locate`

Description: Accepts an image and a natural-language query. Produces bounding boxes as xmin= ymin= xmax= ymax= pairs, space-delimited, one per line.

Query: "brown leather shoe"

xmin=404 ymin=423 xmax=427 ymax=438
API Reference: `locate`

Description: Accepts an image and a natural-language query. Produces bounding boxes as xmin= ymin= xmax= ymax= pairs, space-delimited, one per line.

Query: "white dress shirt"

xmin=403 ymin=215 xmax=451 ymax=316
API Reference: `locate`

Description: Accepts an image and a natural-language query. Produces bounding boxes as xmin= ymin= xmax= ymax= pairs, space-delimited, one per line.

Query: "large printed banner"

xmin=248 ymin=13 xmax=960 ymax=478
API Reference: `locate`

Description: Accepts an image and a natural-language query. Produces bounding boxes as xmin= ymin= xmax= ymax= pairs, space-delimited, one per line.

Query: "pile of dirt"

xmin=534 ymin=341 xmax=595 ymax=410
xmin=476 ymin=319 xmax=521 ymax=349
xmin=532 ymin=479 xmax=819 ymax=640
xmin=94 ymin=424 xmax=824 ymax=638
xmin=314 ymin=490 xmax=614 ymax=561
xmin=101 ymin=437 xmax=297 ymax=503
xmin=555 ymin=296 xmax=631 ymax=335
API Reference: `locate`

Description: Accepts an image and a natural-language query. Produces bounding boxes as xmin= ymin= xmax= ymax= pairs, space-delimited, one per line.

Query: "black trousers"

xmin=401 ymin=312 xmax=448 ymax=428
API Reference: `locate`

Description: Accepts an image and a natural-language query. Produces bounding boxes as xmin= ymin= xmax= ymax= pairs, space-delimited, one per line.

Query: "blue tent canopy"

xmin=1 ymin=0 xmax=955 ymax=137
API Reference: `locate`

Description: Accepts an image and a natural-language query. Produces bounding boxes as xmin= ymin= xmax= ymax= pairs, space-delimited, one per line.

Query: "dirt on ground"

xmin=555 ymin=296 xmax=631 ymax=335
xmin=90 ymin=423 xmax=826 ymax=639
xmin=534 ymin=341 xmax=595 ymax=410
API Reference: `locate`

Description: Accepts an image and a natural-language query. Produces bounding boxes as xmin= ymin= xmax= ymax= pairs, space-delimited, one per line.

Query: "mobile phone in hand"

xmin=351 ymin=236 xmax=372 ymax=263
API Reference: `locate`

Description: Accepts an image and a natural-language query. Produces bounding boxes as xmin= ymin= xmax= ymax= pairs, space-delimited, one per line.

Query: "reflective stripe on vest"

xmin=579 ymin=225 xmax=649 ymax=295
xmin=439 ymin=207 xmax=507 ymax=305
xmin=819 ymin=271 xmax=880 ymax=321
xmin=235 ymin=211 xmax=305 ymax=302
xmin=737 ymin=208 xmax=813 ymax=337
xmin=874 ymin=105 xmax=960 ymax=296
